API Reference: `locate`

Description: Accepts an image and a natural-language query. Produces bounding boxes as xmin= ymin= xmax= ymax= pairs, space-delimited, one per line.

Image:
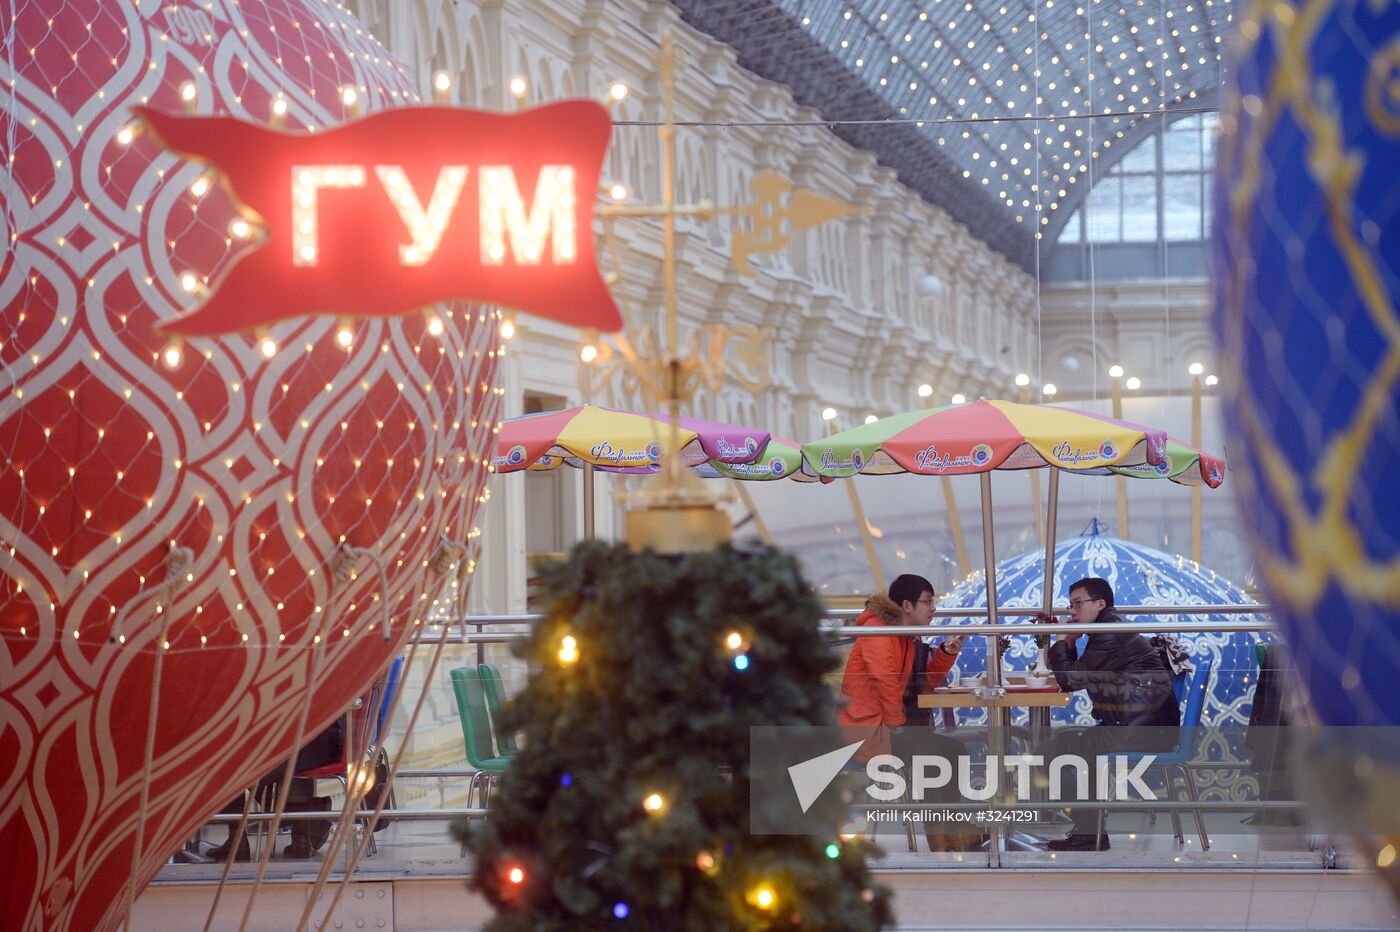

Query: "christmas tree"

xmin=454 ymin=541 xmax=893 ymax=929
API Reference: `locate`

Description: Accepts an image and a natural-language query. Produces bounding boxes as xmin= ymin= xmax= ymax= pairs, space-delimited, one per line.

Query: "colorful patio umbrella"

xmin=798 ymin=398 xmax=1169 ymax=479
xmin=492 ymin=405 xmax=773 ymax=538
xmin=493 ymin=404 xmax=771 ymax=474
xmin=800 ymin=399 xmax=1224 ymax=735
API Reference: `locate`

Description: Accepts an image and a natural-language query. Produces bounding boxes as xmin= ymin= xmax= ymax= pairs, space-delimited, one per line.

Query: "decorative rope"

xmin=108 ymin=545 xmax=195 ymax=643
xmin=118 ymin=545 xmax=192 ymax=930
xmin=233 ymin=544 xmax=351 ymax=932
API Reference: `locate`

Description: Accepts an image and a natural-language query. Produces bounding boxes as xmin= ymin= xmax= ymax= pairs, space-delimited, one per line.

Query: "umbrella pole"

xmin=583 ymin=463 xmax=596 ymax=541
xmin=979 ymin=471 xmax=1004 ymax=868
xmin=1040 ymin=469 xmax=1061 ymax=617
xmin=733 ymin=481 xmax=774 ymax=546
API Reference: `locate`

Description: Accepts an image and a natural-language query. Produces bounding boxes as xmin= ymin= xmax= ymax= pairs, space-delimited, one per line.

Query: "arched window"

xmin=1056 ymin=113 xmax=1218 ymax=246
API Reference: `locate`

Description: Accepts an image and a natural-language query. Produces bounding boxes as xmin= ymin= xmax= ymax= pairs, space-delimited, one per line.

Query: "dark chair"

xmin=1096 ymin=658 xmax=1214 ymax=849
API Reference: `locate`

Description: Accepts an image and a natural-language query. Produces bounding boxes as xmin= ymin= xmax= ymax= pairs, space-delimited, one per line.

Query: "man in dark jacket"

xmin=1036 ymin=577 xmax=1180 ymax=851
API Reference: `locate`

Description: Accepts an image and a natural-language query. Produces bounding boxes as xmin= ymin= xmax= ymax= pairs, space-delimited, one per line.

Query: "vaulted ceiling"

xmin=673 ymin=0 xmax=1227 ymax=270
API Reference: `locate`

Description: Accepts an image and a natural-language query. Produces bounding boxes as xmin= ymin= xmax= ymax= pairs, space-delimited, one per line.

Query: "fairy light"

xmin=1109 ymin=365 xmax=1124 ymax=378
xmin=609 ymin=82 xmax=628 ymax=101
xmin=725 ymin=630 xmax=744 ymax=651
xmin=864 ymin=414 xmax=879 ymax=424
xmin=162 ymin=345 xmax=182 ymax=369
xmin=951 ymin=393 xmax=967 ymax=404
xmin=336 ymin=325 xmax=354 ymax=348
xmin=340 ymin=85 xmax=358 ymax=108
xmin=608 ymin=182 xmax=629 ymax=201
xmin=1126 ymin=376 xmax=1142 ymax=390
xmin=116 ymin=125 xmax=134 ymax=145
xmin=179 ymin=81 xmax=197 ymax=104
xmin=433 ymin=71 xmax=452 ymax=93
xmin=271 ymin=97 xmax=289 ymax=118
xmin=752 ymin=885 xmax=776 ymax=910
xmin=377 ymin=164 xmax=467 ymax=266
xmin=479 ymin=165 xmax=576 ymax=265
xmin=1042 ymin=383 xmax=1058 ymax=397
xmin=499 ymin=316 xmax=517 ymax=340
xmin=558 ymin=634 xmax=578 ymax=665
xmin=1015 ymin=373 xmax=1031 ymax=387
xmin=229 ymin=218 xmax=251 ymax=239
xmin=507 ymin=866 xmax=524 ymax=884
xmin=259 ymin=337 xmax=277 ymax=359
xmin=917 ymin=383 xmax=933 ymax=398
xmin=291 ymin=165 xmax=366 ymax=266
xmin=509 ymin=75 xmax=527 ymax=99
xmin=821 ymin=407 xmax=838 ymax=421
xmin=189 ymin=176 xmax=209 ymax=197
xmin=179 ymin=271 xmax=199 ymax=292
xmin=643 ymin=792 xmax=665 ymax=813
xmin=427 ymin=316 xmax=445 ymax=336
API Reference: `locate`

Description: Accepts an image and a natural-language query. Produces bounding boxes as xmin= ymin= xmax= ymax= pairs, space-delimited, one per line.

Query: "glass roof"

xmin=674 ymin=0 xmax=1227 ymax=270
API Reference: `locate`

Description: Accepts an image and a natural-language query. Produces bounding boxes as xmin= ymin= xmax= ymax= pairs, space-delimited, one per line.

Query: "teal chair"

xmin=479 ymin=663 xmax=518 ymax=756
xmin=450 ymin=667 xmax=509 ymax=811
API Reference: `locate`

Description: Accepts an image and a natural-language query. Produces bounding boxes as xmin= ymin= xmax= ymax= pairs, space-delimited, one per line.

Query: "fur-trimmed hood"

xmin=859 ymin=593 xmax=903 ymax=625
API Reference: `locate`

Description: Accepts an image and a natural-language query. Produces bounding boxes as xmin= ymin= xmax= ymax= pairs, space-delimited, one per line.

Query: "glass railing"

xmin=156 ymin=605 xmax=1358 ymax=882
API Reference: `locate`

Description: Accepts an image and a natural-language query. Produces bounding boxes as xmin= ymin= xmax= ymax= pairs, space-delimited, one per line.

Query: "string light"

xmin=259 ymin=337 xmax=277 ymax=359
xmin=479 ymin=165 xmax=576 ymax=265
xmin=1126 ymin=376 xmax=1142 ymax=390
xmin=643 ymin=792 xmax=665 ymax=813
xmin=433 ymin=71 xmax=452 ymax=93
xmin=377 ymin=164 xmax=467 ymax=266
xmin=116 ymin=125 xmax=134 ymax=145
xmin=499 ymin=316 xmax=517 ymax=340
xmin=509 ymin=76 xmax=528 ymax=99
xmin=336 ymin=325 xmax=354 ymax=347
xmin=917 ymin=383 xmax=934 ymax=398
xmin=609 ymin=82 xmax=628 ymax=101
xmin=292 ymin=165 xmax=366 ymax=266
xmin=558 ymin=634 xmax=578 ymax=665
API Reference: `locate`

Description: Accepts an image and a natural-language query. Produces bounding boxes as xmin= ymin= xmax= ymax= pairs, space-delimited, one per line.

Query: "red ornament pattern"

xmin=0 ymin=3 xmax=501 ymax=929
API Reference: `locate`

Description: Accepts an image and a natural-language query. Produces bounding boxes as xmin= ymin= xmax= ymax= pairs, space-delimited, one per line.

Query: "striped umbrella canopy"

xmin=493 ymin=404 xmax=770 ymax=474
xmin=800 ymin=398 xmax=1173 ymax=479
xmin=694 ymin=438 xmax=828 ymax=483
xmin=1106 ymin=436 xmax=1226 ymax=488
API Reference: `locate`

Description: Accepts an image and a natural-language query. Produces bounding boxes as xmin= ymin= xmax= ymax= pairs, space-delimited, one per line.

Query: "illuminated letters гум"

xmin=291 ymin=163 xmax=576 ymax=270
xmin=136 ymin=103 xmax=621 ymax=335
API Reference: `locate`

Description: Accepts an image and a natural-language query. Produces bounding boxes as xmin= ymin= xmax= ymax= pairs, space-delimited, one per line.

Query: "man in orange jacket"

xmin=837 ymin=574 xmax=979 ymax=852
xmin=837 ymin=574 xmax=963 ymax=756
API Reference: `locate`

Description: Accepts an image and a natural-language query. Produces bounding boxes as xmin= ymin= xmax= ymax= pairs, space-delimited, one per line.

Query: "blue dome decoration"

xmin=933 ymin=521 xmax=1266 ymax=758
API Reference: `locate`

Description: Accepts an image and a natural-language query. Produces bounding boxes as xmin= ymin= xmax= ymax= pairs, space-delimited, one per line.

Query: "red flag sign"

xmin=137 ymin=102 xmax=622 ymax=335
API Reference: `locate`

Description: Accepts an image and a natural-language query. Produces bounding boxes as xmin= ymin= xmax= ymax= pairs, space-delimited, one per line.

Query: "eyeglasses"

xmin=915 ymin=597 xmax=938 ymax=606
xmin=1068 ymin=598 xmax=1102 ymax=609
